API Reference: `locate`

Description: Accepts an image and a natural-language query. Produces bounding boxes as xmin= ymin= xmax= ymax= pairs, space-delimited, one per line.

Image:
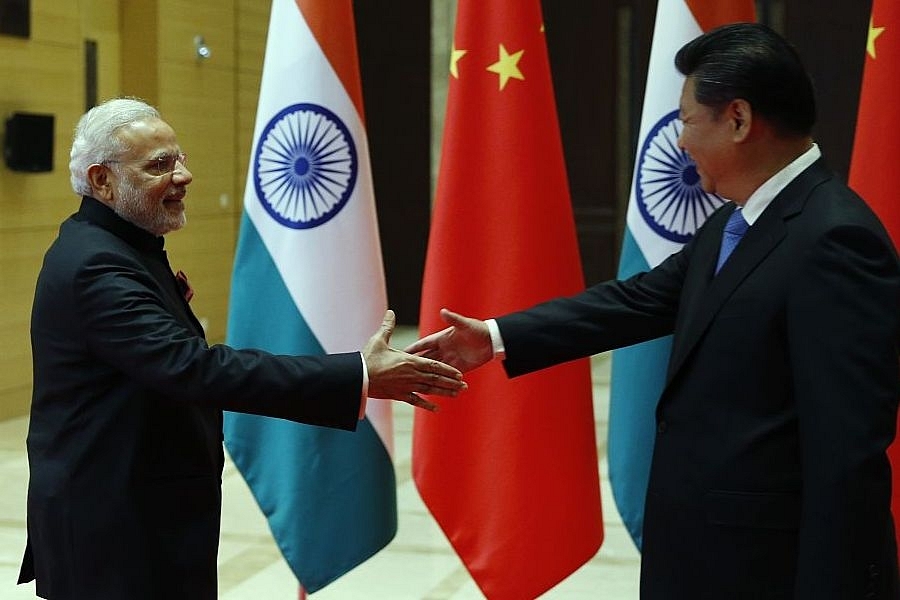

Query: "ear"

xmin=728 ymin=99 xmax=753 ymax=142
xmin=86 ymin=163 xmax=115 ymax=203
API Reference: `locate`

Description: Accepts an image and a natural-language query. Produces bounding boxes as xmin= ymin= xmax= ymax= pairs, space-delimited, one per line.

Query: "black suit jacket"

xmin=20 ymin=197 xmax=363 ymax=599
xmin=497 ymin=160 xmax=900 ymax=599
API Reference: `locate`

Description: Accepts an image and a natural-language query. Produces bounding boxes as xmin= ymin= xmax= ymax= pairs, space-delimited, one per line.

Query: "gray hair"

xmin=69 ymin=97 xmax=160 ymax=196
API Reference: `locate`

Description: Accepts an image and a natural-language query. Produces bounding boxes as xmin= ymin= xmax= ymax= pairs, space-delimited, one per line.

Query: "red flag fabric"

xmin=850 ymin=0 xmax=900 ymax=249
xmin=848 ymin=0 xmax=900 ymax=561
xmin=412 ymin=1 xmax=602 ymax=598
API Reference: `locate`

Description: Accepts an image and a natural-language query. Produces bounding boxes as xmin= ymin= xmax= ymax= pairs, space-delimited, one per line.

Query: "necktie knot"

xmin=724 ymin=208 xmax=749 ymax=236
xmin=716 ymin=207 xmax=749 ymax=274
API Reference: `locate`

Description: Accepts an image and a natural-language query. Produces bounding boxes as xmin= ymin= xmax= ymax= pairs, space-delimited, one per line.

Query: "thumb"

xmin=440 ymin=308 xmax=468 ymax=328
xmin=379 ymin=309 xmax=396 ymax=343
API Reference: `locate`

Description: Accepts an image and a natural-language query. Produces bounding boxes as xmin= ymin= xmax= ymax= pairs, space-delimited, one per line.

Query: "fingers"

xmin=424 ymin=356 xmax=462 ymax=378
xmin=420 ymin=376 xmax=467 ymax=397
xmin=405 ymin=392 xmax=439 ymax=413
xmin=401 ymin=360 xmax=467 ymax=412
xmin=420 ymin=357 xmax=466 ymax=391
xmin=412 ymin=374 xmax=467 ymax=396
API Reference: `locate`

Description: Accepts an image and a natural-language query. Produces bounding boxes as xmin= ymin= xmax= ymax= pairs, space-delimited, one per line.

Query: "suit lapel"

xmin=665 ymin=160 xmax=832 ymax=382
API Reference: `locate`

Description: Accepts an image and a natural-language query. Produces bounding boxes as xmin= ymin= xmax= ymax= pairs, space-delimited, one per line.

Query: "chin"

xmin=152 ymin=213 xmax=187 ymax=236
xmin=165 ymin=214 xmax=187 ymax=234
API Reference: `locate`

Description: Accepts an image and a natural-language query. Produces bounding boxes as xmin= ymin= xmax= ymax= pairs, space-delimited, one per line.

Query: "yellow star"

xmin=486 ymin=43 xmax=525 ymax=90
xmin=867 ymin=16 xmax=886 ymax=59
xmin=450 ymin=43 xmax=467 ymax=79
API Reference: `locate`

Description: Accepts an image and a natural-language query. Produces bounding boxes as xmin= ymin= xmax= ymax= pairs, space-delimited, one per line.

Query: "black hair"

xmin=674 ymin=22 xmax=816 ymax=136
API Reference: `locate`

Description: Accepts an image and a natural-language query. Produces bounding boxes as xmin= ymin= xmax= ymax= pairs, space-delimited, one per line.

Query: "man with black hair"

xmin=409 ymin=23 xmax=899 ymax=599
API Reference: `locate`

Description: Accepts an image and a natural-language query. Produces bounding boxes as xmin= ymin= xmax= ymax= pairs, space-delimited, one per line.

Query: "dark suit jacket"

xmin=497 ymin=160 xmax=900 ymax=599
xmin=19 ymin=197 xmax=363 ymax=599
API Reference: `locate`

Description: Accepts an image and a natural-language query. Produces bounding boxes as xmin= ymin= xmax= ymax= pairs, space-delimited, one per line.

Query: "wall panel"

xmin=234 ymin=0 xmax=269 ymax=233
xmin=0 ymin=0 xmax=263 ymax=418
xmin=119 ymin=1 xmax=158 ymax=104
xmin=0 ymin=228 xmax=58 ymax=420
xmin=0 ymin=39 xmax=82 ymax=231
xmin=29 ymin=0 xmax=79 ymax=46
xmin=80 ymin=0 xmax=122 ymax=102
xmin=158 ymin=1 xmax=236 ymax=70
xmin=0 ymin=0 xmax=98 ymax=419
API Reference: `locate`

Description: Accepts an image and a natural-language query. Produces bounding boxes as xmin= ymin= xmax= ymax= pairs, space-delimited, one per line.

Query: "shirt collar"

xmin=741 ymin=143 xmax=821 ymax=225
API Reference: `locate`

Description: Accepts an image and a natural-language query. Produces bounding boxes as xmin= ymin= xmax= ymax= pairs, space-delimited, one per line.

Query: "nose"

xmin=172 ymin=161 xmax=192 ymax=184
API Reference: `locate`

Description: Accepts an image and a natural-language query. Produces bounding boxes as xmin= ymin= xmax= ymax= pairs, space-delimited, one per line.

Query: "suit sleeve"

xmin=497 ymin=241 xmax=690 ymax=377
xmin=73 ymin=252 xmax=362 ymax=431
xmin=786 ymin=224 xmax=900 ymax=595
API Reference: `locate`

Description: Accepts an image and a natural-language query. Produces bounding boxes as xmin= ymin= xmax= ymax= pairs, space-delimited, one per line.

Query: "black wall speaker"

xmin=4 ymin=112 xmax=53 ymax=172
xmin=0 ymin=0 xmax=29 ymax=38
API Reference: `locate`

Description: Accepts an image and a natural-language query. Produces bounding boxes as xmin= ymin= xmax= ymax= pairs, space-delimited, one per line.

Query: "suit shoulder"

xmin=47 ymin=217 xmax=142 ymax=268
xmin=800 ymin=178 xmax=890 ymax=235
xmin=788 ymin=183 xmax=898 ymax=273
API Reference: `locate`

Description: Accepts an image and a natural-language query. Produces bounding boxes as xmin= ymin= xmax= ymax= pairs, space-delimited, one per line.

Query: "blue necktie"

xmin=715 ymin=207 xmax=749 ymax=274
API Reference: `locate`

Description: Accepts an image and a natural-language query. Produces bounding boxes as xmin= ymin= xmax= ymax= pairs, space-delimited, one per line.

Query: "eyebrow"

xmin=149 ymin=149 xmax=181 ymax=159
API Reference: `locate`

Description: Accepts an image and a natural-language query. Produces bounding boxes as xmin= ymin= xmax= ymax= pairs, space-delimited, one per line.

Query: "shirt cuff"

xmin=358 ymin=351 xmax=368 ymax=420
xmin=486 ymin=318 xmax=506 ymax=360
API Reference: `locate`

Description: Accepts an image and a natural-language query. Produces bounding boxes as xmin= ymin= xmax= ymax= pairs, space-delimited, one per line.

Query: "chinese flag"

xmin=412 ymin=1 xmax=602 ymax=598
xmin=848 ymin=0 xmax=900 ymax=560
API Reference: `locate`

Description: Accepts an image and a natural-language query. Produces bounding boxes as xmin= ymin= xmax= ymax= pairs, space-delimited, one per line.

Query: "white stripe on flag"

xmin=244 ymin=0 xmax=391 ymax=451
xmin=626 ymin=0 xmax=702 ymax=268
xmin=246 ymin=0 xmax=385 ymax=356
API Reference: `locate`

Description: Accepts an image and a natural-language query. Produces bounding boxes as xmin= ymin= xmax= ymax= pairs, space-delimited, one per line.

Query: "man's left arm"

xmin=787 ymin=223 xmax=900 ymax=597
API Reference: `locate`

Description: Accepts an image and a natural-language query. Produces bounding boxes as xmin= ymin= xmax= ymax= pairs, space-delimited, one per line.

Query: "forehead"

xmin=116 ymin=118 xmax=178 ymax=155
xmin=679 ymin=77 xmax=715 ymax=121
xmin=679 ymin=78 xmax=697 ymax=109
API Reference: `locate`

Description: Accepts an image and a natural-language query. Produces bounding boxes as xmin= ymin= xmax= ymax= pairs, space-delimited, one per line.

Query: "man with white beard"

xmin=18 ymin=97 xmax=465 ymax=599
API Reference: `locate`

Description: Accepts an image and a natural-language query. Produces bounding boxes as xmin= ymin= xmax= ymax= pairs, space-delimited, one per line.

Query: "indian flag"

xmin=223 ymin=0 xmax=395 ymax=592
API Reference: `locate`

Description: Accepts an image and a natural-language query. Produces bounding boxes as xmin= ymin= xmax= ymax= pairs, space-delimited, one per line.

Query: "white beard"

xmin=113 ymin=179 xmax=186 ymax=236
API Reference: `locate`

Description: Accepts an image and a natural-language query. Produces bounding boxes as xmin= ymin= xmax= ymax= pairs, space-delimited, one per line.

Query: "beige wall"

xmin=0 ymin=0 xmax=270 ymax=419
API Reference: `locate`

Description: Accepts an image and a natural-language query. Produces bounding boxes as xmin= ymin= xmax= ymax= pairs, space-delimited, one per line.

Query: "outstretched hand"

xmin=363 ymin=310 xmax=467 ymax=412
xmin=404 ymin=308 xmax=494 ymax=373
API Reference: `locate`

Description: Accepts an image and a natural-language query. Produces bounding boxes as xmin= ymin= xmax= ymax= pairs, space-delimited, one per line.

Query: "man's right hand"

xmin=404 ymin=308 xmax=494 ymax=374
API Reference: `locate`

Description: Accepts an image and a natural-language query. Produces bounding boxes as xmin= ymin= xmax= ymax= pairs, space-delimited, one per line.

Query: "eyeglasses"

xmin=104 ymin=152 xmax=188 ymax=176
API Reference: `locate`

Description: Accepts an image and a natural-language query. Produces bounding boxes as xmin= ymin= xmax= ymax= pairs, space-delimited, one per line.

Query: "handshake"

xmin=363 ymin=308 xmax=493 ymax=412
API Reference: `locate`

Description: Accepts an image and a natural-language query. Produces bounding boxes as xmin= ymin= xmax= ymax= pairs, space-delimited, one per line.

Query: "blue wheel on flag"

xmin=253 ymin=103 xmax=358 ymax=229
xmin=635 ymin=109 xmax=723 ymax=243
